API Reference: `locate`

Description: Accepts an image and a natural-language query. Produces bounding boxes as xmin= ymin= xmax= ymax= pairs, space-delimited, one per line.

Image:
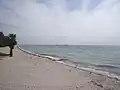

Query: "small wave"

xmin=40 ymin=54 xmax=60 ymax=58
xmin=56 ymin=60 xmax=120 ymax=80
xmin=94 ymin=64 xmax=120 ymax=69
xmin=34 ymin=52 xmax=70 ymax=61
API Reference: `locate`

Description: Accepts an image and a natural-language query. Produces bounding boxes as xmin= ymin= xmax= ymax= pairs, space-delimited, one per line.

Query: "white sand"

xmin=0 ymin=47 xmax=120 ymax=90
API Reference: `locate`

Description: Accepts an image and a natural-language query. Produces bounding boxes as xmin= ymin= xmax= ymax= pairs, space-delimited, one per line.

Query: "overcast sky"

xmin=0 ymin=0 xmax=120 ymax=45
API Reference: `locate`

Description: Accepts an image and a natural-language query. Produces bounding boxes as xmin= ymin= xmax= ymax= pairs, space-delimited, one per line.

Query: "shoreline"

xmin=1 ymin=46 xmax=120 ymax=90
xmin=17 ymin=45 xmax=120 ymax=81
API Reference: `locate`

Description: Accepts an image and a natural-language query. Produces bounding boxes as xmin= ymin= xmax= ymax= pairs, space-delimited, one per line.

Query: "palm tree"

xmin=0 ymin=32 xmax=4 ymax=46
xmin=0 ymin=32 xmax=17 ymax=57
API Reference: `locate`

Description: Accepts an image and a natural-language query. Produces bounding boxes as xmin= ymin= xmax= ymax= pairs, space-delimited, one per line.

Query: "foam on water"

xmin=57 ymin=60 xmax=120 ymax=80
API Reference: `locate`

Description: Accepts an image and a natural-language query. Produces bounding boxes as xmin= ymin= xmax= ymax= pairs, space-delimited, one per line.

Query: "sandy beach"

xmin=0 ymin=47 xmax=120 ymax=90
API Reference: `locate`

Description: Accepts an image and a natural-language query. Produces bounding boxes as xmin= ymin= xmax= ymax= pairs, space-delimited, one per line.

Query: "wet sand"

xmin=0 ymin=47 xmax=120 ymax=90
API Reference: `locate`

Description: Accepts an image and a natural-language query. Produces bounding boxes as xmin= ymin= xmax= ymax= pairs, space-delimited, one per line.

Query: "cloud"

xmin=0 ymin=0 xmax=120 ymax=45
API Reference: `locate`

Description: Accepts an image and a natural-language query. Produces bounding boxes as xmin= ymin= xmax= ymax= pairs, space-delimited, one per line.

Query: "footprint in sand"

xmin=69 ymin=69 xmax=71 ymax=72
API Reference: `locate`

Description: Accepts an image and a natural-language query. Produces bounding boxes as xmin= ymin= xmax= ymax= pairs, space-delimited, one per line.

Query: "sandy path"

xmin=0 ymin=47 xmax=120 ymax=90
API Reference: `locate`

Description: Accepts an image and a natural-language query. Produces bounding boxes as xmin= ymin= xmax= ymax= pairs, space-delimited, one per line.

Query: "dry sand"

xmin=0 ymin=47 xmax=120 ymax=90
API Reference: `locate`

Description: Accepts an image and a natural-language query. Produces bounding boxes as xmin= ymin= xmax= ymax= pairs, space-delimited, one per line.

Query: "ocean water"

xmin=20 ymin=45 xmax=120 ymax=76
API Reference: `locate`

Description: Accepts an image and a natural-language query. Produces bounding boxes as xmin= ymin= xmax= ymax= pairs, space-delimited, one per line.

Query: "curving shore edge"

xmin=0 ymin=46 xmax=120 ymax=90
xmin=17 ymin=45 xmax=120 ymax=81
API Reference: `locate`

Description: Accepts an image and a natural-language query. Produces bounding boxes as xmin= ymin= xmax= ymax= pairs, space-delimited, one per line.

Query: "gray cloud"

xmin=0 ymin=0 xmax=120 ymax=45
